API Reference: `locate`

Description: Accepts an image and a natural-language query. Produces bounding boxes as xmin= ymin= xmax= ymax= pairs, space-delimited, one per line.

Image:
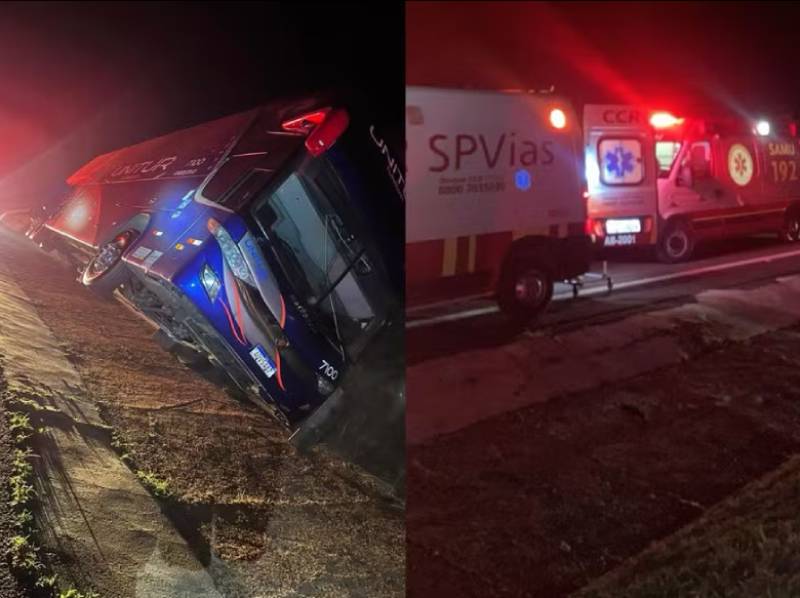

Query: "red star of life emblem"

xmin=734 ymin=152 xmax=748 ymax=176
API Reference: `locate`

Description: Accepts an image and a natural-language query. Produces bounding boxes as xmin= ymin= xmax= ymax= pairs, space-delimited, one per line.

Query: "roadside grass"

xmin=58 ymin=589 xmax=99 ymax=598
xmin=109 ymin=430 xmax=133 ymax=465
xmin=576 ymin=455 xmax=800 ymax=598
xmin=111 ymin=427 xmax=176 ymax=501
xmin=4 ymin=398 xmax=171 ymax=597
xmin=3 ymin=397 xmax=99 ymax=598
xmin=136 ymin=470 xmax=173 ymax=499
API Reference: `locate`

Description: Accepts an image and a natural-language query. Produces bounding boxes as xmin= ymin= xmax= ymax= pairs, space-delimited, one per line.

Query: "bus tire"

xmin=657 ymin=220 xmax=694 ymax=263
xmin=81 ymin=230 xmax=136 ymax=298
xmin=781 ymin=209 xmax=800 ymax=242
xmin=176 ymin=350 xmax=213 ymax=372
xmin=497 ymin=260 xmax=554 ymax=325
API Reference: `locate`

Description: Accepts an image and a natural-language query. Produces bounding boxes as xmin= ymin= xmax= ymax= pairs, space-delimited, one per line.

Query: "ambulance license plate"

xmin=604 ymin=234 xmax=636 ymax=247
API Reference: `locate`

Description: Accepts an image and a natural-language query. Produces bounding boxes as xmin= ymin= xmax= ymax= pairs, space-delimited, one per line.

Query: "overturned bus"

xmin=37 ymin=93 xmax=405 ymax=489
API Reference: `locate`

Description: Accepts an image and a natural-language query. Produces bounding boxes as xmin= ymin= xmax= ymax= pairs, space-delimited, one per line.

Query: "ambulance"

xmin=406 ymin=86 xmax=592 ymax=321
xmin=584 ymin=105 xmax=800 ymax=262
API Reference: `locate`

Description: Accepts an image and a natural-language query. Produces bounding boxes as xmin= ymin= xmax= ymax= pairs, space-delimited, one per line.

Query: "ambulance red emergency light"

xmin=584 ymin=105 xmax=800 ymax=262
xmin=406 ymin=86 xmax=592 ymax=322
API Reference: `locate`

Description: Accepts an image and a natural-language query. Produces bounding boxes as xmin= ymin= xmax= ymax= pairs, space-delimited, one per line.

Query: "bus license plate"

xmin=250 ymin=345 xmax=277 ymax=378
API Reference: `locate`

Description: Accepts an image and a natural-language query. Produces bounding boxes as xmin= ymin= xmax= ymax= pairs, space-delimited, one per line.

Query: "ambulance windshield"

xmin=655 ymin=140 xmax=682 ymax=178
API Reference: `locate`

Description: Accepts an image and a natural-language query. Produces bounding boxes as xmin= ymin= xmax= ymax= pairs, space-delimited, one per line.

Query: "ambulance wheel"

xmin=781 ymin=210 xmax=800 ymax=242
xmin=657 ymin=220 xmax=694 ymax=263
xmin=81 ymin=230 xmax=136 ymax=297
xmin=28 ymin=224 xmax=52 ymax=252
xmin=497 ymin=262 xmax=554 ymax=324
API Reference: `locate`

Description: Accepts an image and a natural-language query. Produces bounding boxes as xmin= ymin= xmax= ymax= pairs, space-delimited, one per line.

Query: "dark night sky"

xmin=408 ymin=2 xmax=800 ymax=119
xmin=0 ymin=1 xmax=403 ymax=209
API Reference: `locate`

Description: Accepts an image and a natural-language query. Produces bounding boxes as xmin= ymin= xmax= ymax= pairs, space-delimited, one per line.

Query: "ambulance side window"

xmin=598 ymin=138 xmax=644 ymax=185
xmin=677 ymin=141 xmax=712 ymax=187
xmin=688 ymin=141 xmax=712 ymax=179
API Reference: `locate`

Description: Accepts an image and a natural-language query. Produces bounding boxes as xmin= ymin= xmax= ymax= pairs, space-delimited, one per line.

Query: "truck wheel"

xmin=81 ymin=230 xmax=136 ymax=297
xmin=781 ymin=210 xmax=800 ymax=242
xmin=497 ymin=262 xmax=554 ymax=324
xmin=657 ymin=220 xmax=694 ymax=263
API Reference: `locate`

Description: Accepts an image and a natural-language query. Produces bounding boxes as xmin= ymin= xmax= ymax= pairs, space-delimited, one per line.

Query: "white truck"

xmin=406 ymin=86 xmax=592 ymax=322
xmin=584 ymin=105 xmax=800 ymax=262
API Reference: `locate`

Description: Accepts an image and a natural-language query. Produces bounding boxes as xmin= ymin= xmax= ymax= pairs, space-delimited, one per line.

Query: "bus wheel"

xmin=781 ymin=211 xmax=800 ymax=242
xmin=497 ymin=261 xmax=554 ymax=325
xmin=81 ymin=230 xmax=136 ymax=297
xmin=657 ymin=220 xmax=694 ymax=263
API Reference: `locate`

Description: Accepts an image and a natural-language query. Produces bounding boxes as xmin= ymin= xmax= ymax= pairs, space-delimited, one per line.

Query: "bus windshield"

xmin=251 ymin=155 xmax=387 ymax=358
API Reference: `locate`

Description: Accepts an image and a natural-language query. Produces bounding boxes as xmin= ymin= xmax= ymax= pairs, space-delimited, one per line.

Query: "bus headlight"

xmin=207 ymin=218 xmax=255 ymax=286
xmin=201 ymin=264 xmax=222 ymax=302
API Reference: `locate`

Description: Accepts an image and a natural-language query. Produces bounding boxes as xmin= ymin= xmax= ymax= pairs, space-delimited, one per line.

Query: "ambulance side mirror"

xmin=677 ymin=164 xmax=693 ymax=188
xmin=689 ymin=144 xmax=711 ymax=181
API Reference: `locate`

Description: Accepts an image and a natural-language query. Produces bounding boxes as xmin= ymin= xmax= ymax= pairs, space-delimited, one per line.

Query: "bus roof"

xmin=65 ymin=92 xmax=345 ymax=187
xmin=66 ymin=109 xmax=258 ymax=187
xmin=48 ymin=93 xmax=343 ymax=248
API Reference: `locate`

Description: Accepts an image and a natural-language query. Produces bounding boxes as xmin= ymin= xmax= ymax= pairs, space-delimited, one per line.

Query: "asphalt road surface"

xmin=408 ymin=235 xmax=800 ymax=365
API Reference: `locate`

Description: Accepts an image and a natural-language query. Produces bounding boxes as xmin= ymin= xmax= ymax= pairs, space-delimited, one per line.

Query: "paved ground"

xmin=0 ymin=226 xmax=404 ymax=597
xmin=409 ymin=268 xmax=800 ymax=443
xmin=407 ymin=236 xmax=800 ymax=363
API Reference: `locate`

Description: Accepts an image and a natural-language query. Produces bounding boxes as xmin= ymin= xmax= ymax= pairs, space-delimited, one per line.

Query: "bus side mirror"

xmin=355 ymin=255 xmax=373 ymax=276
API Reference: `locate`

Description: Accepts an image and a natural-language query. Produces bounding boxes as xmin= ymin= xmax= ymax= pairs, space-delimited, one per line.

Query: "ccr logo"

xmin=602 ymin=110 xmax=642 ymax=125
